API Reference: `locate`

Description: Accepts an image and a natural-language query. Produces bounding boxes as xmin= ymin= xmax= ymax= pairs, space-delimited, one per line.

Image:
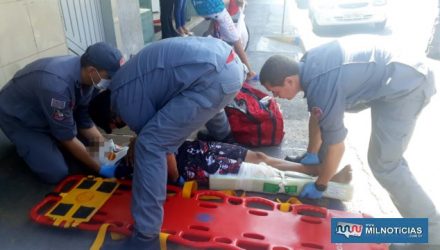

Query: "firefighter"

xmin=260 ymin=36 xmax=439 ymax=249
xmin=89 ymin=36 xmax=246 ymax=248
xmin=0 ymin=42 xmax=123 ymax=183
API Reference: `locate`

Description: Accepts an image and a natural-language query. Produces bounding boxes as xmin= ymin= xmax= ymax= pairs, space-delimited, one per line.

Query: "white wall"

xmin=0 ymin=0 xmax=68 ymax=89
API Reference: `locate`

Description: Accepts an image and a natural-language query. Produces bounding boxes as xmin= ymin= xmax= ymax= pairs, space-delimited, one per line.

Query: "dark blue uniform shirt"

xmin=300 ymin=37 xmax=434 ymax=145
xmin=0 ymin=56 xmax=94 ymax=141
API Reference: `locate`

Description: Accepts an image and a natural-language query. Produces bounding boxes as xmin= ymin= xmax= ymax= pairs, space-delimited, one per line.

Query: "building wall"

xmin=0 ymin=0 xmax=147 ymax=87
xmin=101 ymin=0 xmax=145 ymax=59
xmin=0 ymin=0 xmax=68 ymax=89
xmin=0 ymin=0 xmax=68 ymax=157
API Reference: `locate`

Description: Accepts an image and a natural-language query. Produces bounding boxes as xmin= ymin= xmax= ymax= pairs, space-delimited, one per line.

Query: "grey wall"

xmin=101 ymin=0 xmax=145 ymax=59
xmin=100 ymin=0 xmax=118 ymax=47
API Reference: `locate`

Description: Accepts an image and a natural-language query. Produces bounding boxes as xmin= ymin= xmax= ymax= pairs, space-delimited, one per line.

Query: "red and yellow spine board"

xmin=30 ymin=175 xmax=134 ymax=235
xmin=30 ymin=175 xmax=388 ymax=250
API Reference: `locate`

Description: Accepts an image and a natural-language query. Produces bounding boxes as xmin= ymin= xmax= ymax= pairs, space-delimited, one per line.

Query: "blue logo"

xmin=331 ymin=218 xmax=428 ymax=243
xmin=335 ymin=222 xmax=363 ymax=238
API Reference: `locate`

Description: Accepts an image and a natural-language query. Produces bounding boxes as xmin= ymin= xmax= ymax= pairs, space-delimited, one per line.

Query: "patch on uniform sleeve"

xmin=51 ymin=98 xmax=66 ymax=109
xmin=52 ymin=110 xmax=65 ymax=121
xmin=119 ymin=57 xmax=125 ymax=66
xmin=311 ymin=106 xmax=323 ymax=119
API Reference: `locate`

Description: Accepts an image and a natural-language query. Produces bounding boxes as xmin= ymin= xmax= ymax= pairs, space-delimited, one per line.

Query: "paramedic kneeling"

xmin=89 ymin=36 xmax=246 ymax=249
xmin=259 ymin=36 xmax=439 ymax=249
xmin=0 ymin=42 xmax=123 ymax=184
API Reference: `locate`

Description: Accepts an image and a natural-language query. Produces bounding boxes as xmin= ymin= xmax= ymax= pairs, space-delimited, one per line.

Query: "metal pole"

xmin=282 ymin=0 xmax=287 ymax=33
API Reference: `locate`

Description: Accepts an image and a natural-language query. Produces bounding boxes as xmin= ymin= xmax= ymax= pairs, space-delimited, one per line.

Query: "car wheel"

xmin=374 ymin=20 xmax=387 ymax=31
xmin=311 ymin=17 xmax=323 ymax=34
xmin=296 ymin=0 xmax=308 ymax=9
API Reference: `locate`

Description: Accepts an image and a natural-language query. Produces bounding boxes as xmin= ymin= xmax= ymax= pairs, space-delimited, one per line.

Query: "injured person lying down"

xmin=111 ymin=139 xmax=353 ymax=200
xmin=167 ymin=140 xmax=353 ymax=200
xmin=167 ymin=140 xmax=352 ymax=185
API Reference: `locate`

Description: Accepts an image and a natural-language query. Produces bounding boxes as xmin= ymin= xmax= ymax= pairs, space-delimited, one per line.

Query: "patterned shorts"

xmin=177 ymin=140 xmax=248 ymax=185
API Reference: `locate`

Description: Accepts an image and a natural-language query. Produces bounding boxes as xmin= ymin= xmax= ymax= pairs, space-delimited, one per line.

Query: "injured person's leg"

xmin=244 ymin=150 xmax=352 ymax=184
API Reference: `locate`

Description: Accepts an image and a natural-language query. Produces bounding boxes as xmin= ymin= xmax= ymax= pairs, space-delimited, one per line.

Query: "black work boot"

xmin=196 ymin=129 xmax=215 ymax=141
xmin=220 ymin=133 xmax=236 ymax=144
xmin=196 ymin=130 xmax=236 ymax=144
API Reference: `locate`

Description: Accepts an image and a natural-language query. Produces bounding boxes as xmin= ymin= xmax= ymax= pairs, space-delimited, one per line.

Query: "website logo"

xmin=335 ymin=222 xmax=363 ymax=238
xmin=331 ymin=218 xmax=428 ymax=243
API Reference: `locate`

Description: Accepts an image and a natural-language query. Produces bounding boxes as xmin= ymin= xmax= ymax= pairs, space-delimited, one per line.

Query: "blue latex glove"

xmin=169 ymin=176 xmax=185 ymax=187
xmin=299 ymin=182 xmax=323 ymax=199
xmin=99 ymin=164 xmax=117 ymax=178
xmin=300 ymin=152 xmax=320 ymax=165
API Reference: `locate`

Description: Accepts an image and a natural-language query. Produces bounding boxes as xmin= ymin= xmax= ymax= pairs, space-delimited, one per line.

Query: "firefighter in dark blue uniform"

xmin=260 ymin=36 xmax=439 ymax=249
xmin=0 ymin=42 xmax=123 ymax=184
xmin=89 ymin=36 xmax=246 ymax=248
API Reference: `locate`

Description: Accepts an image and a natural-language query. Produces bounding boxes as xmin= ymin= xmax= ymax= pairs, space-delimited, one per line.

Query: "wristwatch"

xmin=314 ymin=182 xmax=327 ymax=192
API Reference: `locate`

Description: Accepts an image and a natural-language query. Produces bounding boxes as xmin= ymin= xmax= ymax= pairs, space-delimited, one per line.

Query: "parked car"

xmin=296 ymin=0 xmax=309 ymax=9
xmin=308 ymin=0 xmax=388 ymax=32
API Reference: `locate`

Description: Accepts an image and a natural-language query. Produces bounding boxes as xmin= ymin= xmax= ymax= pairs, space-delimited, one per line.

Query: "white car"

xmin=308 ymin=0 xmax=388 ymax=32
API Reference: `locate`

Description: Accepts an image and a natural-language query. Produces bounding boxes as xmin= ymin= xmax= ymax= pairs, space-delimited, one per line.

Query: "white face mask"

xmin=95 ymin=78 xmax=111 ymax=90
xmin=91 ymin=69 xmax=111 ymax=90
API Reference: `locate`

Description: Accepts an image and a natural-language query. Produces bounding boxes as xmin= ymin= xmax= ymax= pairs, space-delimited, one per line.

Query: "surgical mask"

xmin=91 ymin=69 xmax=111 ymax=90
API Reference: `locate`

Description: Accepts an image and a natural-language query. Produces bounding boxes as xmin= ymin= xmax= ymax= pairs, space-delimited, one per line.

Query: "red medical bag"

xmin=225 ymin=82 xmax=285 ymax=146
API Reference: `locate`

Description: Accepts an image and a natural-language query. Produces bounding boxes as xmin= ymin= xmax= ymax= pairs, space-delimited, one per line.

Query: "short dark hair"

xmin=260 ymin=55 xmax=299 ymax=87
xmin=88 ymin=90 xmax=113 ymax=134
